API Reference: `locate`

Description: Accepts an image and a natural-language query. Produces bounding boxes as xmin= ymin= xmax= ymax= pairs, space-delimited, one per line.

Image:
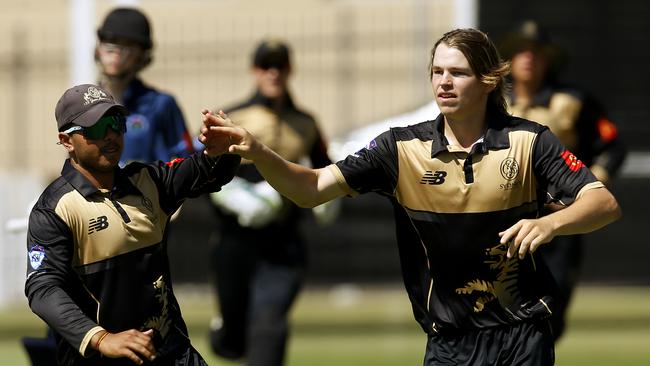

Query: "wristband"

xmin=96 ymin=332 xmax=109 ymax=350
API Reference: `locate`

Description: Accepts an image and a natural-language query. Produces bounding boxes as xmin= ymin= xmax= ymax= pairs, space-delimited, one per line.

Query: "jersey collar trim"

xmin=61 ymin=159 xmax=142 ymax=198
xmin=430 ymin=111 xmax=511 ymax=159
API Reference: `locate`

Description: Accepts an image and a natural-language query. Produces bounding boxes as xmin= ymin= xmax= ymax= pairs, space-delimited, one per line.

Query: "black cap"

xmin=252 ymin=39 xmax=291 ymax=69
xmin=97 ymin=8 xmax=153 ymax=49
xmin=55 ymin=84 xmax=128 ymax=131
xmin=500 ymin=20 xmax=566 ymax=65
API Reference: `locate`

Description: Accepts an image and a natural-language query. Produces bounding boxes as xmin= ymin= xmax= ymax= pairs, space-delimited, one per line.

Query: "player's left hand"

xmin=198 ymin=109 xmax=235 ymax=157
xmin=499 ymin=217 xmax=556 ymax=259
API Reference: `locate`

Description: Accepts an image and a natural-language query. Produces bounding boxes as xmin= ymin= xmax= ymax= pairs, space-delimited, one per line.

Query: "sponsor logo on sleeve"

xmin=352 ymin=139 xmax=378 ymax=158
xmin=29 ymin=245 xmax=46 ymax=270
xmin=165 ymin=157 xmax=186 ymax=167
xmin=561 ymin=150 xmax=585 ymax=172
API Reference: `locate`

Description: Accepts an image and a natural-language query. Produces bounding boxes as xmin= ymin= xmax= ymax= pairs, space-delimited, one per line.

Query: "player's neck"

xmin=70 ymin=159 xmax=115 ymax=190
xmin=443 ymin=109 xmax=487 ymax=151
xmin=444 ymin=120 xmax=486 ymax=152
xmin=99 ymin=73 xmax=135 ymax=103
xmin=513 ymin=78 xmax=544 ymax=105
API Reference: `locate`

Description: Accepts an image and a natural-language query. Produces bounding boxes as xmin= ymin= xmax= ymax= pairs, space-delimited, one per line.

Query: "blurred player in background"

xmin=202 ymin=28 xmax=621 ymax=365
xmin=24 ymin=84 xmax=239 ymax=365
xmin=500 ymin=19 xmax=627 ymax=340
xmin=96 ymin=7 xmax=194 ymax=166
xmin=207 ymin=39 xmax=335 ymax=366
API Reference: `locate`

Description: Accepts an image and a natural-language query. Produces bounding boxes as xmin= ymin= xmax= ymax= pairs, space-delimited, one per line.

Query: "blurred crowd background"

xmin=1 ymin=0 xmax=649 ymax=307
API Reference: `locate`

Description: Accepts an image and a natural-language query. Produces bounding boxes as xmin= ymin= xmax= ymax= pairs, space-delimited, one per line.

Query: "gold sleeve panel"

xmin=576 ymin=181 xmax=605 ymax=199
xmin=395 ymin=131 xmax=538 ymax=213
xmin=80 ymin=326 xmax=104 ymax=356
xmin=327 ymin=164 xmax=358 ymax=197
xmin=230 ymin=106 xmax=319 ymax=163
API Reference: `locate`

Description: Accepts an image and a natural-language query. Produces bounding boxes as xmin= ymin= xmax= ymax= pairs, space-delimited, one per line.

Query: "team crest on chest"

xmin=142 ymin=196 xmax=154 ymax=213
xmin=500 ymin=158 xmax=519 ymax=181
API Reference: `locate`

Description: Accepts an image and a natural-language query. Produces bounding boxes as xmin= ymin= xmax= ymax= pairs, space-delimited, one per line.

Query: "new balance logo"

xmin=88 ymin=216 xmax=109 ymax=234
xmin=420 ymin=170 xmax=447 ymax=185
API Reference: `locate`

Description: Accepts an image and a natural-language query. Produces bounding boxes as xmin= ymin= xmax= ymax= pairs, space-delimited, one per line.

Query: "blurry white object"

xmin=312 ymin=199 xmax=341 ymax=226
xmin=4 ymin=197 xmax=38 ymax=233
xmin=329 ymin=101 xmax=440 ymax=160
xmin=210 ymin=177 xmax=283 ymax=228
xmin=5 ymin=218 xmax=29 ymax=233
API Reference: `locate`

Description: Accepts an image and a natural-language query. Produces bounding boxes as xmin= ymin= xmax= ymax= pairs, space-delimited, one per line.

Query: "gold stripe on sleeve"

xmin=327 ymin=164 xmax=358 ymax=197
xmin=576 ymin=181 xmax=606 ymax=199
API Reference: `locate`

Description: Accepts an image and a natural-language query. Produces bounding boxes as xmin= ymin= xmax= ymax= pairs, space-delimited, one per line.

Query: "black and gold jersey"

xmin=507 ymin=85 xmax=626 ymax=179
xmin=217 ymin=91 xmax=331 ymax=243
xmin=226 ymin=91 xmax=331 ymax=181
xmin=25 ymin=153 xmax=239 ymax=364
xmin=330 ymin=112 xmax=603 ymax=334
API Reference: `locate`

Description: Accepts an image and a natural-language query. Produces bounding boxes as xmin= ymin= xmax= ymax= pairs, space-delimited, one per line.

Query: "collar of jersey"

xmin=508 ymin=85 xmax=554 ymax=107
xmin=430 ymin=111 xmax=511 ymax=158
xmin=61 ymin=158 xmax=142 ymax=198
xmin=249 ymin=90 xmax=296 ymax=113
xmin=121 ymin=77 xmax=147 ymax=110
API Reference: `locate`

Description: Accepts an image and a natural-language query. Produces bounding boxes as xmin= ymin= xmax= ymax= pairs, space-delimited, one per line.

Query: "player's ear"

xmin=58 ymin=133 xmax=74 ymax=152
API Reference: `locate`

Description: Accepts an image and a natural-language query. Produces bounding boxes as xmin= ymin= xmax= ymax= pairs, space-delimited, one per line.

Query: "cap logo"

xmin=83 ymin=86 xmax=110 ymax=105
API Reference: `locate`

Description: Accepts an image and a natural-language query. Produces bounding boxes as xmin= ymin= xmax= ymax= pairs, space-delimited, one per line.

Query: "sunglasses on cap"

xmin=62 ymin=115 xmax=127 ymax=140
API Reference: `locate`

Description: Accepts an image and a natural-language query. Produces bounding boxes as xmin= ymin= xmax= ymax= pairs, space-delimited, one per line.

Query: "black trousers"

xmin=210 ymin=228 xmax=304 ymax=366
xmin=424 ymin=321 xmax=555 ymax=366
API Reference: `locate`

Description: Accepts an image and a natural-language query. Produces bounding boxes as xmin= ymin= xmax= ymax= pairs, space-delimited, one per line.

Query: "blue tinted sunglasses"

xmin=62 ymin=115 xmax=127 ymax=140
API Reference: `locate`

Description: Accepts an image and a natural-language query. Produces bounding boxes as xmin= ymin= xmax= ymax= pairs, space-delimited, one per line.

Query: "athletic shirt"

xmin=25 ymin=153 xmax=240 ymax=364
xmin=329 ymin=111 xmax=603 ymax=334
xmin=119 ymin=78 xmax=194 ymax=166
xmin=507 ymin=85 xmax=626 ymax=178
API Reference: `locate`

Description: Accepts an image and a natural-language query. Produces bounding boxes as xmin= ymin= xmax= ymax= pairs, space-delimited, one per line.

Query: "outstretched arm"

xmin=499 ymin=186 xmax=621 ymax=259
xmin=199 ymin=110 xmax=346 ymax=207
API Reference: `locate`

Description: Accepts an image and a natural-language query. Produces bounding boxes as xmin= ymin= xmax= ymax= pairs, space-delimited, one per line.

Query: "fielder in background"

xmin=24 ymin=84 xmax=239 ymax=365
xmin=203 ymin=28 xmax=621 ymax=365
xmin=96 ymin=7 xmax=194 ymax=166
xmin=500 ymin=19 xmax=627 ymax=341
xmin=207 ymin=39 xmax=335 ymax=366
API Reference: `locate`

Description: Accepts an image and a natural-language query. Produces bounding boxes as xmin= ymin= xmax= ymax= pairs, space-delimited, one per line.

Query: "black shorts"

xmin=423 ymin=321 xmax=554 ymax=366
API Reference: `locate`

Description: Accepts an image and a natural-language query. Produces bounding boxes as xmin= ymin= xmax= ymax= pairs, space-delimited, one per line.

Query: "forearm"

xmin=202 ymin=110 xmax=345 ymax=206
xmin=252 ymin=144 xmax=325 ymax=207
xmin=546 ymin=187 xmax=621 ymax=236
xmin=27 ymin=282 xmax=101 ymax=356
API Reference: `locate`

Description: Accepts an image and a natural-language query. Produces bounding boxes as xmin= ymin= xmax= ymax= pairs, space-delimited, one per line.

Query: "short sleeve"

xmin=334 ymin=130 xmax=399 ymax=196
xmin=533 ymin=128 xmax=603 ymax=205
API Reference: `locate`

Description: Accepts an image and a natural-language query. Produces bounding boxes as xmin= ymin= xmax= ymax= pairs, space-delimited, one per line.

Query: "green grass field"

xmin=2 ymin=285 xmax=649 ymax=365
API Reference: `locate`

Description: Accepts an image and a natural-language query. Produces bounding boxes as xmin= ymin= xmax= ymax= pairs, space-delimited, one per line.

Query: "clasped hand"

xmin=198 ymin=109 xmax=261 ymax=160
